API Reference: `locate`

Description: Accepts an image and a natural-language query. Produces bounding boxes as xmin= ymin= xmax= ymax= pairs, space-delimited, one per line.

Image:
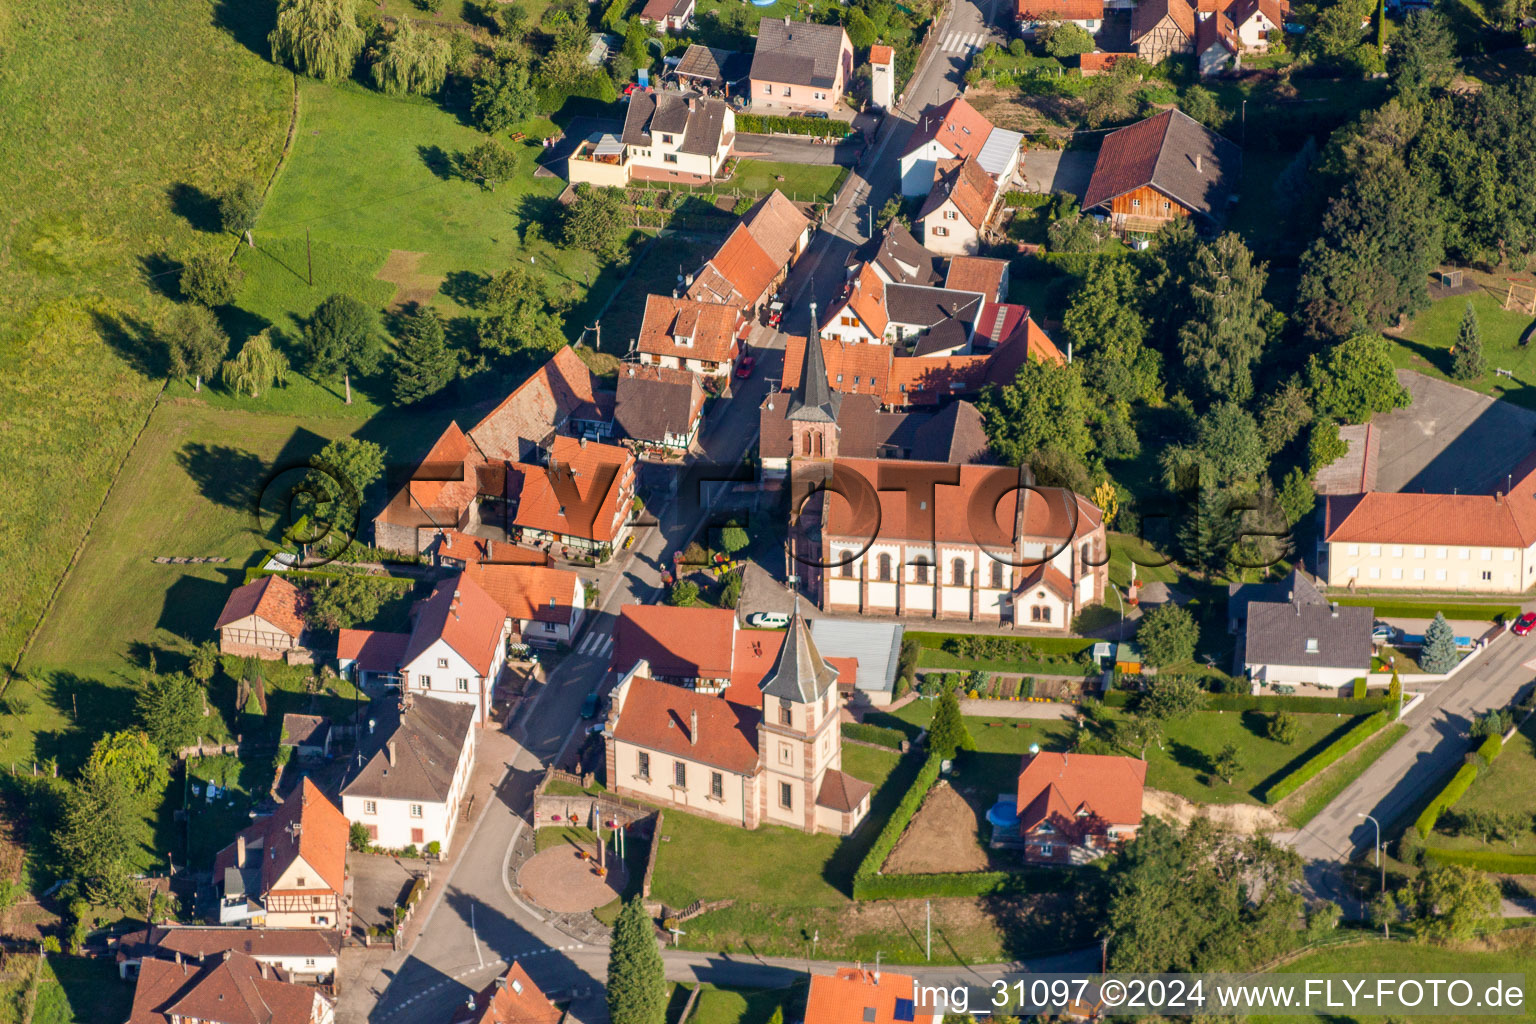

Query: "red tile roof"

xmin=614 ymin=604 xmax=738 ymax=679
xmin=1018 ymin=0 xmax=1105 ymax=19
xmin=130 ymin=951 xmax=324 ymax=1024
xmin=435 ymin=529 xmax=488 ymax=563
xmin=945 ymin=256 xmax=1009 ymax=300
xmin=919 ymin=155 xmax=998 ymax=228
xmin=1323 ymin=469 xmax=1536 ymax=548
xmin=821 ymin=459 xmax=1103 ymax=547
xmin=817 ymin=767 xmax=873 ymax=812
xmin=902 ymin=96 xmax=996 ymax=164
xmin=612 ymin=674 xmax=761 ymax=774
xmin=782 ymin=335 xmax=895 ymax=400
xmin=452 ymin=962 xmax=562 ymax=1024
xmin=214 ymin=778 xmax=349 ymax=898
xmin=829 ymin=262 xmax=891 ymax=338
xmin=1133 ymin=0 xmax=1196 ymax=39
xmin=805 ymin=967 xmax=921 ymax=1024
xmin=508 ymin=436 xmax=633 ymax=544
xmin=1229 ymin=0 xmax=1287 ymax=28
xmin=739 ymin=189 xmax=811 ymax=267
xmin=462 ymin=562 xmax=582 ymax=626
xmin=215 ymin=575 xmax=306 ymax=638
xmin=687 ymin=222 xmax=781 ymax=310
xmin=870 ymin=43 xmax=895 ymax=63
xmin=1078 ymin=51 xmax=1136 ymax=74
xmin=638 ymin=294 xmax=741 ymax=364
xmin=402 ymin=574 xmax=507 ymax=677
xmin=469 ymin=347 xmax=603 ymax=463
xmin=1016 ymin=751 xmax=1146 ymax=831
xmin=337 ymin=629 xmax=411 ymax=673
xmin=1197 ymin=10 xmax=1239 ymax=55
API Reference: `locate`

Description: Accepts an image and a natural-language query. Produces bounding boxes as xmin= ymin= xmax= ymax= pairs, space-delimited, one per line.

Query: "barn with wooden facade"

xmin=214 ymin=574 xmax=308 ymax=661
xmin=1082 ymin=108 xmax=1240 ymax=237
xmin=1130 ymin=0 xmax=1196 ymax=64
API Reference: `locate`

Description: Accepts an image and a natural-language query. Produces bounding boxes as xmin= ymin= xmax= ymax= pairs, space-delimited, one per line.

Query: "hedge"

xmin=854 ymin=864 xmax=1074 ymax=900
xmin=853 ymin=753 xmax=944 ymax=899
xmin=1415 ymin=764 xmax=1480 ymax=837
xmin=907 ymin=631 xmax=1095 ymax=657
xmin=1329 ymin=598 xmax=1519 ymax=622
xmin=735 ymin=113 xmax=853 ymax=138
xmin=243 ymin=567 xmax=417 ymax=587
xmin=1262 ymin=711 xmax=1387 ymax=804
xmin=1424 ymin=847 xmax=1536 ymax=873
xmin=1103 ymin=691 xmax=1390 ymax=715
xmin=1003 ymin=191 xmax=1053 ymax=208
xmin=842 ymin=722 xmax=906 ymax=749
xmin=1474 ymin=732 xmax=1503 ymax=763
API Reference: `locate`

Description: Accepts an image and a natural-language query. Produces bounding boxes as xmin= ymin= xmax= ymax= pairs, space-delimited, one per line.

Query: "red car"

xmin=735 ymin=355 xmax=756 ymax=379
xmin=1512 ymin=612 xmax=1536 ymax=636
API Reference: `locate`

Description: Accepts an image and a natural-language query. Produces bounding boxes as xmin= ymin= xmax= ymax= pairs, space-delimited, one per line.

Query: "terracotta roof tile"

xmin=945 ymin=256 xmax=1009 ymax=300
xmin=1197 ymin=10 xmax=1239 ymax=54
xmin=902 ymin=96 xmax=996 ymax=163
xmin=215 ymin=575 xmax=306 ymax=638
xmin=782 ymin=334 xmax=895 ymax=401
xmin=1324 ymin=479 xmax=1536 ymax=549
xmin=806 ymin=968 xmax=926 ymax=1024
xmin=402 ymin=574 xmax=506 ymax=678
xmin=638 ymin=294 xmax=741 ymax=364
xmin=119 ymin=925 xmax=341 ymax=963
xmin=614 ymin=604 xmax=737 ymax=679
xmin=1083 ymin=108 xmax=1239 ymax=218
xmin=686 ymin=223 xmax=781 ymax=311
xmin=869 ymin=44 xmax=895 ymax=63
xmin=612 ymin=674 xmax=761 ymax=774
xmin=1018 ymin=0 xmax=1105 ymax=18
xmin=462 ymin=562 xmax=582 ymax=626
xmin=337 ymin=629 xmax=411 ymax=674
xmin=1078 ymin=51 xmax=1136 ymax=74
xmin=130 ymin=951 xmax=326 ymax=1024
xmin=1016 ymin=751 xmax=1146 ymax=830
xmin=469 ymin=347 xmax=602 ymax=463
xmin=918 ymin=156 xmax=997 ymax=228
xmin=1133 ymin=0 xmax=1196 ymax=39
xmin=739 ymin=190 xmax=811 ymax=267
xmin=214 ymin=778 xmax=349 ymax=899
xmin=508 ymin=436 xmax=634 ymax=544
xmin=452 ymin=962 xmax=563 ymax=1024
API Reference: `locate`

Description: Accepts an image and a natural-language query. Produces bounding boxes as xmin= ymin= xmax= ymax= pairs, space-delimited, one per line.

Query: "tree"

xmin=1296 ymin=159 xmax=1444 ymax=340
xmin=179 ymin=253 xmax=242 ymax=307
xmin=720 ymin=572 xmax=743 ymax=609
xmin=1175 ymin=481 xmax=1239 ymax=578
xmin=846 ymin=7 xmax=878 ymax=47
xmin=1179 ymin=84 xmax=1224 ymax=127
xmin=977 ymin=358 xmax=1093 ymax=467
xmin=1137 ymin=604 xmax=1198 ymax=668
xmin=1388 ymin=9 xmax=1455 ymax=100
xmin=350 ymin=821 xmax=373 ymax=851
xmin=1041 ymin=21 xmax=1094 ymax=56
xmin=1308 ymin=419 xmax=1348 ymax=474
xmin=269 ymin=0 xmax=365 ymax=82
xmin=1419 ymin=611 xmax=1459 ymax=674
xmin=1177 ymin=234 xmax=1271 ymax=405
xmin=1267 ymin=711 xmax=1300 ymax=744
xmin=164 ymin=305 xmax=228 ymax=391
xmin=927 ymin=686 xmax=974 ymax=760
xmin=189 ymin=640 xmax=221 ymax=685
xmin=217 ymin=181 xmax=263 ymax=238
xmin=312 ymin=436 xmax=385 ymax=525
xmin=1307 ymin=333 xmax=1411 ymax=424
xmin=563 ymin=183 xmax=627 ymax=259
xmin=1212 ymin=742 xmax=1241 ymax=784
xmin=1139 ymin=674 xmax=1207 ymax=721
xmin=1063 ymin=258 xmax=1161 ymax=404
xmin=668 ymin=580 xmax=699 ymax=606
xmin=305 ymin=574 xmax=394 ymax=630
xmin=478 ymin=264 xmax=565 ymax=355
xmin=459 ymin=138 xmax=521 ymax=190
xmin=1451 ymin=301 xmax=1484 ymax=381
xmin=1368 ymin=890 xmax=1400 ymax=938
xmin=60 ymin=766 xmax=152 ymax=906
xmin=1256 ymin=379 xmax=1313 ymax=459
xmin=1190 ymin=403 xmax=1264 ymax=489
xmin=1414 ymin=863 xmax=1499 ymax=943
xmin=608 ymin=897 xmax=666 ymax=1024
xmin=221 ymin=330 xmax=290 ymax=398
xmin=1047 ymin=212 xmax=1109 ymax=253
xmin=471 ymin=58 xmax=536 ymax=132
xmin=304 ymin=293 xmax=383 ymax=404
xmin=371 ymin=18 xmax=450 ymax=95
xmin=85 ymin=731 xmax=170 ymax=804
xmin=1104 ymin=818 xmax=1304 ymax=972
xmin=1277 ymin=467 xmax=1316 ymax=527
xmin=135 ymin=670 xmax=203 ymax=756
xmin=718 ymin=524 xmax=750 ymax=557
xmin=392 ymin=303 xmax=457 ymax=404
xmin=1387 ymin=669 xmax=1402 ymax=707
xmin=1117 ymin=714 xmax=1163 ymax=758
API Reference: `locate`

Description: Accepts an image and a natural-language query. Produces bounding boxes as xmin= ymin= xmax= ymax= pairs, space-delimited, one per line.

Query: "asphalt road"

xmin=1286 ymin=631 xmax=1536 ymax=904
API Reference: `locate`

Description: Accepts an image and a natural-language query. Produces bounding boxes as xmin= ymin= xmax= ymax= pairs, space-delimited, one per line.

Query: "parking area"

xmin=1018 ymin=149 xmax=1094 ymax=200
xmin=1367 ymin=371 xmax=1536 ymax=494
xmin=348 ymin=853 xmax=428 ymax=938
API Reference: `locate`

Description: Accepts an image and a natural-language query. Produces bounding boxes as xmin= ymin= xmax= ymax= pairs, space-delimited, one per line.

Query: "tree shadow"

xmin=441 ymin=270 xmax=491 ymax=309
xmin=209 ymin=0 xmax=277 ymax=58
xmin=91 ymin=308 xmax=166 ymax=378
xmin=1166 ymin=739 xmax=1212 ymax=775
xmin=139 ymin=252 xmax=183 ymax=301
xmin=35 ymin=670 xmax=141 ymax=774
xmin=175 ymin=441 xmax=268 ymax=512
xmin=417 ymin=144 xmax=457 ymax=182
xmin=168 ymin=182 xmax=223 ymax=234
xmin=1239 ymin=709 xmax=1272 ymax=738
xmin=514 ymin=194 xmax=562 ymax=240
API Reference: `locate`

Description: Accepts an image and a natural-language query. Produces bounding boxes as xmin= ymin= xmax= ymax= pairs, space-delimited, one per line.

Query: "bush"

xmin=180 ymin=253 xmax=243 ymax=306
xmin=734 ymin=113 xmax=853 ymax=138
xmin=1019 ymin=676 xmax=1036 ymax=699
xmin=1424 ymin=848 xmax=1536 ymax=874
xmin=1105 ymin=690 xmax=1391 ymax=715
xmin=1352 ymin=677 xmax=1367 ymax=700
xmin=853 ymin=753 xmax=942 ymax=893
xmin=841 ymin=722 xmax=906 ymax=749
xmin=1261 ymin=711 xmax=1389 ymax=803
xmin=1415 ymin=764 xmax=1480 ymax=836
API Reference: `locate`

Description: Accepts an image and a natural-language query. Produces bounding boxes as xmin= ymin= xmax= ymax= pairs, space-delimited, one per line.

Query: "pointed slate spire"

xmin=758 ymin=598 xmax=838 ymax=704
xmin=786 ymin=302 xmax=841 ymax=424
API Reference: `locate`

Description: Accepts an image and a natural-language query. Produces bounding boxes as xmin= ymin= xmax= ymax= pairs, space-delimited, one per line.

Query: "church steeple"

xmin=786 ymin=302 xmax=841 ymax=425
xmin=758 ymin=600 xmax=838 ymax=704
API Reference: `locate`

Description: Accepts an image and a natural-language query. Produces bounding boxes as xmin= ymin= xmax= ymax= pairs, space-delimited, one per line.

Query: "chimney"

xmin=387 ymin=740 xmax=397 ymax=766
xmin=236 ymin=834 xmax=246 ymax=866
xmin=1195 ymin=154 xmax=1204 ymax=173
xmin=690 ymin=709 xmax=698 ymax=745
xmin=1496 ymin=491 xmax=1504 ymax=504
xmin=173 ymin=950 xmax=182 ymax=965
xmin=688 ymin=96 xmax=697 ymax=112
xmin=580 ymin=436 xmax=588 ymax=448
xmin=486 ymin=539 xmax=493 ymax=560
xmin=1331 ymin=602 xmax=1339 ymax=618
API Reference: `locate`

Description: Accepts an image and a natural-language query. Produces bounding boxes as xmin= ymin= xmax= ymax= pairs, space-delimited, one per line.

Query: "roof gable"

xmin=215 ymin=575 xmax=306 ymax=637
xmin=402 ymin=574 xmax=506 ymax=677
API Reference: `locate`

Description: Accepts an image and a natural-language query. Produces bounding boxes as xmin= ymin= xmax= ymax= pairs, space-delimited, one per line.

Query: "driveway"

xmin=1367 ymin=370 xmax=1536 ymax=495
xmin=1018 ymin=149 xmax=1095 ymax=200
xmin=733 ymin=133 xmax=864 ymax=166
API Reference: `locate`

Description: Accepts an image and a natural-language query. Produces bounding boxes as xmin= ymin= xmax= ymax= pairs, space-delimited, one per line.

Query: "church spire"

xmin=758 ymin=599 xmax=838 ymax=704
xmin=786 ymin=302 xmax=841 ymax=424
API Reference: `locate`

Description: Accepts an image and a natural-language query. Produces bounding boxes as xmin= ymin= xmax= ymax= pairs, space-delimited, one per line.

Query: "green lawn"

xmin=1256 ymin=937 xmax=1536 ymax=1024
xmin=0 ymin=955 xmax=135 ymax=1024
xmin=1387 ymin=280 xmax=1536 ymax=411
xmin=1429 ymin=717 xmax=1536 ymax=854
xmin=0 ymin=0 xmax=290 ymax=670
xmin=687 ymin=984 xmax=799 ymax=1024
xmin=692 ymin=0 xmax=821 ymax=49
xmin=728 ymin=161 xmax=848 ymax=205
xmin=649 ymin=744 xmax=906 ymax=908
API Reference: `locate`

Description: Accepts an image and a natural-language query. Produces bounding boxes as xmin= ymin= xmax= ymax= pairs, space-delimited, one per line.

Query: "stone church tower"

xmin=786 ymin=303 xmax=842 ymax=463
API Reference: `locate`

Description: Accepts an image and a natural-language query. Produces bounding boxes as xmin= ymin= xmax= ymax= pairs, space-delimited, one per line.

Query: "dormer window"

xmin=1305 ymin=638 xmax=1319 ymax=653
xmin=674 ymin=332 xmax=693 ymax=347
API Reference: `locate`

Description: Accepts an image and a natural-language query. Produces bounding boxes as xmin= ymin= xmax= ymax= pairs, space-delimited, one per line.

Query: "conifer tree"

xmin=1451 ymin=301 xmax=1484 ymax=381
xmin=608 ymin=897 xmax=666 ymax=1024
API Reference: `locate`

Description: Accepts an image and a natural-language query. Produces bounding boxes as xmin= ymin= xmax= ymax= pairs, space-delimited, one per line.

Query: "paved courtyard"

xmin=517 ymin=843 xmax=628 ymax=914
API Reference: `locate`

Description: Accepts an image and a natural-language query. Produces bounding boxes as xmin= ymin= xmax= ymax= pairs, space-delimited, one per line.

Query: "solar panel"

xmin=895 ymin=997 xmax=916 ymax=1021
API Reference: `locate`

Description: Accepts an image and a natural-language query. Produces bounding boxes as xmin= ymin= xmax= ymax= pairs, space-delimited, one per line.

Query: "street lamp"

xmin=1109 ymin=584 xmax=1126 ymax=642
xmin=1358 ymin=812 xmax=1385 ymax=893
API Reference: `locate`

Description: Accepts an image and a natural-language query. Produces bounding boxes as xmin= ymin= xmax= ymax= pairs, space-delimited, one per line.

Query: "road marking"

xmin=471 ymin=903 xmax=484 ymax=969
xmin=941 ymin=31 xmax=986 ymax=53
xmin=576 ymin=631 xmax=613 ymax=657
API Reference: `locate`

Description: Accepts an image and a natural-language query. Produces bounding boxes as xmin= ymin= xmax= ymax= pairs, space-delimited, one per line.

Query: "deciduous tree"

xmin=562 ymin=183 xmax=627 ymax=259
xmin=1136 ymin=604 xmax=1198 ymax=668
xmin=221 ymin=331 xmax=290 ymax=398
xmin=1388 ymin=9 xmax=1455 ymax=100
xmin=459 ymin=138 xmax=521 ymax=190
xmin=977 ymin=358 xmax=1093 ymax=467
xmin=371 ymin=18 xmax=451 ymax=96
xmin=1307 ymin=333 xmax=1411 ymax=424
xmin=1041 ymin=21 xmax=1094 ymax=56
xmin=1267 ymin=711 xmax=1299 ymax=744
xmin=269 ymin=0 xmax=366 ymax=82
xmin=1414 ymin=863 xmax=1499 ymax=943
xmin=1212 ymin=742 xmax=1241 ymax=784
xmin=164 ymin=305 xmax=229 ymax=391
xmin=179 ymin=253 xmax=243 ymax=307
xmin=1064 ymin=258 xmax=1161 ymax=404
xmin=1139 ymin=673 xmax=1206 ymax=720
xmin=470 ymin=58 xmax=536 ymax=132
xmin=217 ymin=181 xmax=263 ymax=238
xmin=304 ymin=293 xmax=384 ymax=404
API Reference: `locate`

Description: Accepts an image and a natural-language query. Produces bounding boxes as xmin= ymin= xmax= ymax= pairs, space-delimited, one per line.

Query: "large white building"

xmin=341 ymin=695 xmax=478 ymax=854
xmin=568 ymin=91 xmax=734 ymax=186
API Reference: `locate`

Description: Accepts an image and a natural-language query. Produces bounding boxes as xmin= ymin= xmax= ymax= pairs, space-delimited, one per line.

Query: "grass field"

xmin=1429 ymin=716 xmax=1536 ymax=854
xmin=1284 ymin=722 xmax=1410 ymax=828
xmin=728 ymin=161 xmax=848 ymax=205
xmin=686 ymin=984 xmax=799 ymax=1024
xmin=0 ymin=0 xmax=291 ymax=672
xmin=1388 ymin=278 xmax=1536 ymax=411
xmin=0 ymin=953 xmax=135 ymax=1024
xmin=1256 ymin=934 xmax=1536 ymax=1024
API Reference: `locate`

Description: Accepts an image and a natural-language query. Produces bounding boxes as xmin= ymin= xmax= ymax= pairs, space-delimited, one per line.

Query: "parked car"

xmin=747 ymin=611 xmax=791 ymax=628
xmin=587 ymin=722 xmax=609 ymax=737
xmin=1512 ymin=612 xmax=1536 ymax=636
xmin=1371 ymin=621 xmax=1397 ymax=643
xmin=736 ymin=355 xmax=756 ymax=379
xmin=580 ymin=690 xmax=603 ymax=718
